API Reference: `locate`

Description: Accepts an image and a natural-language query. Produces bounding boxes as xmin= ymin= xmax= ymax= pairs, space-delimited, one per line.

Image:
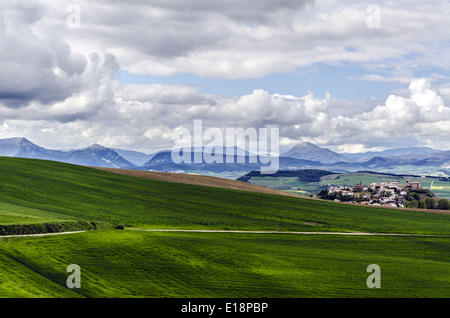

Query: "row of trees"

xmin=317 ymin=190 xmax=353 ymax=202
xmin=405 ymin=197 xmax=450 ymax=210
xmin=404 ymin=189 xmax=450 ymax=210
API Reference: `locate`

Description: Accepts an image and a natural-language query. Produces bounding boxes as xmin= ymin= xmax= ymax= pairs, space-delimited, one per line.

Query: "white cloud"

xmin=321 ymin=78 xmax=450 ymax=149
xmin=2 ymin=74 xmax=450 ymax=152
xmin=1 ymin=1 xmax=450 ymax=153
xmin=20 ymin=0 xmax=449 ymax=80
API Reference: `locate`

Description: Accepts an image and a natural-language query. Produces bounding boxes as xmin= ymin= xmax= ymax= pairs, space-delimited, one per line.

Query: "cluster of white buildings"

xmin=327 ymin=180 xmax=421 ymax=207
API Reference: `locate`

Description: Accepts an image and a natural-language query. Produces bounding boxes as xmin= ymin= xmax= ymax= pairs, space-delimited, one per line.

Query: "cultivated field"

xmin=430 ymin=183 xmax=450 ymax=198
xmin=92 ymin=167 xmax=306 ymax=199
xmin=0 ymin=157 xmax=449 ymax=298
xmin=1 ymin=230 xmax=449 ymax=298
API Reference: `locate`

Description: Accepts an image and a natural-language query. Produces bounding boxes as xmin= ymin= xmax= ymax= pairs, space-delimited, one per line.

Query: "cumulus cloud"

xmin=20 ymin=0 xmax=447 ymax=80
xmin=1 ymin=72 xmax=450 ymax=153
xmin=317 ymin=79 xmax=450 ymax=150
xmin=0 ymin=2 xmax=90 ymax=107
xmin=1 ymin=1 xmax=450 ymax=153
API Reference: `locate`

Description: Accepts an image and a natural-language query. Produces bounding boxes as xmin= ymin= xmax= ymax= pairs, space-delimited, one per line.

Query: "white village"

xmin=326 ymin=180 xmax=422 ymax=208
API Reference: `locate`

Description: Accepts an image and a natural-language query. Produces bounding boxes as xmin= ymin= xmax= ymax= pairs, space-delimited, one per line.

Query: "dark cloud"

xmin=148 ymin=0 xmax=314 ymax=23
xmin=70 ymin=0 xmax=314 ymax=62
xmin=0 ymin=2 xmax=89 ymax=108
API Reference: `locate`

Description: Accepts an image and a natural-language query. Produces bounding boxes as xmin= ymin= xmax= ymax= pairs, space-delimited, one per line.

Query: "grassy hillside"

xmin=0 ymin=157 xmax=449 ymax=298
xmin=1 ymin=230 xmax=449 ymax=298
xmin=0 ymin=201 xmax=77 ymax=225
xmin=0 ymin=157 xmax=449 ymax=234
xmin=93 ymin=167 xmax=305 ymax=198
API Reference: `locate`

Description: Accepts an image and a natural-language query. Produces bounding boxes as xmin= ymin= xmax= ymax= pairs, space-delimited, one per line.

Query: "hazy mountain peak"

xmin=292 ymin=141 xmax=315 ymax=148
xmin=0 ymin=138 xmax=135 ymax=169
xmin=282 ymin=142 xmax=348 ymax=164
xmin=86 ymin=143 xmax=106 ymax=150
xmin=3 ymin=137 xmax=32 ymax=144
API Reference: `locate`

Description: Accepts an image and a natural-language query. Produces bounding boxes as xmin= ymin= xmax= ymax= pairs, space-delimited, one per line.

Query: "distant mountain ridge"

xmin=0 ymin=137 xmax=135 ymax=169
xmin=279 ymin=142 xmax=450 ymax=176
xmin=112 ymin=148 xmax=154 ymax=166
xmin=1 ymin=137 xmax=450 ymax=176
xmin=342 ymin=146 xmax=443 ymax=160
xmin=63 ymin=144 xmax=135 ymax=168
xmin=141 ymin=148 xmax=323 ymax=174
xmin=282 ymin=142 xmax=447 ymax=164
xmin=0 ymin=137 xmax=60 ymax=159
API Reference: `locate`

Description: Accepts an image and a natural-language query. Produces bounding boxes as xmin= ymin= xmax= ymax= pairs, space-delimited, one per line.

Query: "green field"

xmin=248 ymin=176 xmax=319 ymax=194
xmin=0 ymin=201 xmax=78 ymax=225
xmin=240 ymin=170 xmax=333 ymax=195
xmin=0 ymin=157 xmax=449 ymax=298
xmin=1 ymin=230 xmax=449 ymax=298
xmin=430 ymin=182 xmax=450 ymax=198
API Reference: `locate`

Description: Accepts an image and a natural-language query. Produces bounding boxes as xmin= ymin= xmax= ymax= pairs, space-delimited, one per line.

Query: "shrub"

xmin=418 ymin=199 xmax=426 ymax=209
xmin=425 ymin=198 xmax=436 ymax=209
xmin=406 ymin=200 xmax=418 ymax=208
xmin=0 ymin=221 xmax=113 ymax=236
xmin=437 ymin=198 xmax=450 ymax=210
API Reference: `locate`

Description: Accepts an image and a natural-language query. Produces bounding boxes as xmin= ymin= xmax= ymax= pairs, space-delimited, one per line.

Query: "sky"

xmin=1 ymin=0 xmax=450 ymax=154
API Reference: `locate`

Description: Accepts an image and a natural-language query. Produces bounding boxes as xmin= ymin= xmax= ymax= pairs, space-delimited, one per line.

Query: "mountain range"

xmin=0 ymin=137 xmax=136 ymax=169
xmin=136 ymin=142 xmax=450 ymax=176
xmin=341 ymin=146 xmax=443 ymax=160
xmin=1 ymin=137 xmax=450 ymax=177
xmin=141 ymin=147 xmax=322 ymax=175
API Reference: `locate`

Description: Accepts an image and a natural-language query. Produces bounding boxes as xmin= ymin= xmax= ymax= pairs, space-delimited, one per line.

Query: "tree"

xmin=406 ymin=200 xmax=418 ymax=208
xmin=425 ymin=197 xmax=435 ymax=209
xmin=418 ymin=199 xmax=426 ymax=209
xmin=437 ymin=198 xmax=450 ymax=210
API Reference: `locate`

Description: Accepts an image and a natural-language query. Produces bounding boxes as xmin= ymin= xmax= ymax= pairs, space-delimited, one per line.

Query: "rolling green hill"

xmin=2 ymin=230 xmax=449 ymax=298
xmin=0 ymin=157 xmax=448 ymax=234
xmin=0 ymin=157 xmax=449 ymax=298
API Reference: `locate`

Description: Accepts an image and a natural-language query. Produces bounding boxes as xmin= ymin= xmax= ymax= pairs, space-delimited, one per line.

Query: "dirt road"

xmin=2 ymin=228 xmax=447 ymax=238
